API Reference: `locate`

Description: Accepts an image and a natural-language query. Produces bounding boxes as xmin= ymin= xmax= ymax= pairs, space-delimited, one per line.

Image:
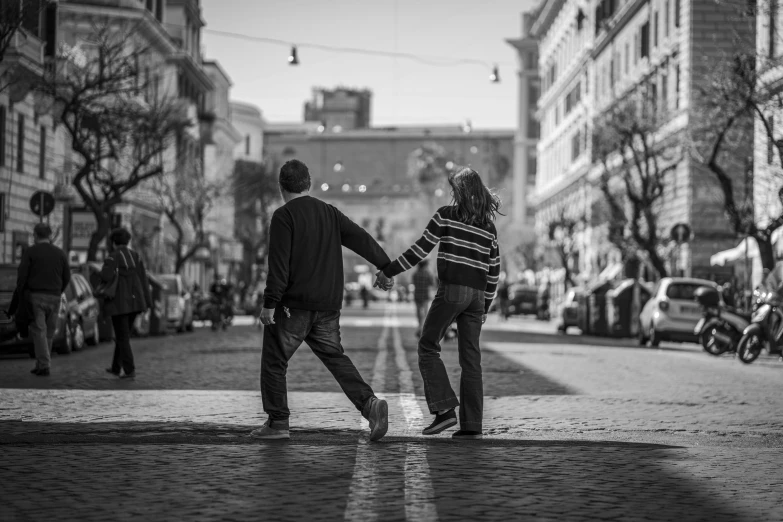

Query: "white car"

xmin=638 ymin=277 xmax=719 ymax=346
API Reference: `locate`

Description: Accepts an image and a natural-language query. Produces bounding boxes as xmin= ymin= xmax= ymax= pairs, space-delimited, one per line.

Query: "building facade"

xmin=304 ymin=87 xmax=372 ymax=132
xmin=528 ymin=0 xmax=751 ymax=290
xmin=230 ymin=101 xmax=264 ymax=163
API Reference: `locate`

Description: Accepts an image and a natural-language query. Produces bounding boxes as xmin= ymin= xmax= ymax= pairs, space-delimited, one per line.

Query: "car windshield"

xmin=665 ymin=283 xmax=706 ymax=301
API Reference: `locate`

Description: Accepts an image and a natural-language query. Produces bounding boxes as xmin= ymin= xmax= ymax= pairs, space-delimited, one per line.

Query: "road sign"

xmin=670 ymin=223 xmax=692 ymax=245
xmin=29 ymin=190 xmax=56 ymax=219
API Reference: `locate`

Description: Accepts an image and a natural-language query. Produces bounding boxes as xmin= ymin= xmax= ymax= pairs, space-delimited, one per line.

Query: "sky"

xmin=200 ymin=0 xmax=537 ymax=129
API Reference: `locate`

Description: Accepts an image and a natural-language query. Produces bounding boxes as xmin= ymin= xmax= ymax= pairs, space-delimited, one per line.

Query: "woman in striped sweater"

xmin=376 ymin=167 xmax=501 ymax=440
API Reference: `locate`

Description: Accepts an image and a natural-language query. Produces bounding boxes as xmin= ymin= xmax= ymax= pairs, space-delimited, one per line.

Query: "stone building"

xmin=527 ymin=0 xmax=752 ymax=288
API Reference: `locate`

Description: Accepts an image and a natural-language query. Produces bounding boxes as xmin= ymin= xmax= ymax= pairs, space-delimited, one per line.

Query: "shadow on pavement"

xmin=0 ymin=421 xmax=756 ymax=521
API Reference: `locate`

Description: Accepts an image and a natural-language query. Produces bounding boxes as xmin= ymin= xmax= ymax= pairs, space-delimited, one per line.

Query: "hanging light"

xmin=288 ymin=45 xmax=299 ymax=65
xmin=489 ymin=64 xmax=500 ymax=83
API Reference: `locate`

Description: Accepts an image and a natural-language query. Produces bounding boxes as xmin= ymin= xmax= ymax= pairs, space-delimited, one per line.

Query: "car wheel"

xmin=56 ymin=323 xmax=73 ymax=355
xmin=649 ymin=324 xmax=661 ymax=347
xmin=71 ymin=322 xmax=86 ymax=351
xmin=86 ymin=321 xmax=100 ymax=346
xmin=638 ymin=322 xmax=648 ymax=346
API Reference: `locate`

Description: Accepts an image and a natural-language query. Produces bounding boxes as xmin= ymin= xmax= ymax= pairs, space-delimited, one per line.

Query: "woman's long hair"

xmin=448 ymin=167 xmax=502 ymax=228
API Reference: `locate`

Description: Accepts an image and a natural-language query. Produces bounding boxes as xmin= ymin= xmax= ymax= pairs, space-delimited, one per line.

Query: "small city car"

xmin=54 ymin=273 xmax=101 ymax=353
xmin=506 ymin=284 xmax=539 ymax=317
xmin=638 ymin=277 xmax=719 ymax=346
xmin=156 ymin=274 xmax=194 ymax=333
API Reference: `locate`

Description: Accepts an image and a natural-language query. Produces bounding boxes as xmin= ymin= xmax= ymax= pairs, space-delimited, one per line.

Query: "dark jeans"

xmin=261 ymin=307 xmax=376 ymax=429
xmin=419 ymin=283 xmax=484 ymax=431
xmin=111 ymin=312 xmax=138 ymax=375
xmin=29 ymin=293 xmax=61 ymax=370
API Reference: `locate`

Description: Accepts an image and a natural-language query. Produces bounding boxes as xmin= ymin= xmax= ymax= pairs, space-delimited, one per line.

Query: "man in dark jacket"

xmin=255 ymin=159 xmax=394 ymax=441
xmin=14 ymin=223 xmax=70 ymax=376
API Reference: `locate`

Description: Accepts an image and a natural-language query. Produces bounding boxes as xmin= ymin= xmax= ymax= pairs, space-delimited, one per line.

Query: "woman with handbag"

xmin=99 ymin=227 xmax=151 ymax=380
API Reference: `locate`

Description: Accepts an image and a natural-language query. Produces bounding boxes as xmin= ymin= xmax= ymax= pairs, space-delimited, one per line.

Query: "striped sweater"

xmin=383 ymin=206 xmax=501 ymax=313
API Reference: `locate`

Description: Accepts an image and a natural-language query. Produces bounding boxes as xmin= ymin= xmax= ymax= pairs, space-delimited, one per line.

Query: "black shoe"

xmin=120 ymin=372 xmax=136 ymax=380
xmin=105 ymin=368 xmax=120 ymax=376
xmin=452 ymin=430 xmax=482 ymax=440
xmin=422 ymin=409 xmax=457 ymax=435
xmin=34 ymin=368 xmax=50 ymax=377
xmin=30 ymin=367 xmax=39 ymax=375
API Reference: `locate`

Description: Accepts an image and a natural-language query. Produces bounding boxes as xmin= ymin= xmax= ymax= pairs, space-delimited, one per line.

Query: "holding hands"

xmin=374 ymin=271 xmax=395 ymax=291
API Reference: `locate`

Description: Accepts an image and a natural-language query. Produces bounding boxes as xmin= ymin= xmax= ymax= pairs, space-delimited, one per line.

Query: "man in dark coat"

xmin=100 ymin=227 xmax=151 ymax=380
xmin=13 ymin=223 xmax=70 ymax=376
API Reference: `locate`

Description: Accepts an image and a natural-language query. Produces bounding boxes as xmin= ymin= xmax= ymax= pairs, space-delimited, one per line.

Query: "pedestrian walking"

xmin=10 ymin=223 xmax=70 ymax=377
xmin=255 ymin=159 xmax=393 ymax=441
xmin=375 ymin=167 xmax=501 ymax=440
xmin=412 ymin=259 xmax=435 ymax=337
xmin=498 ymin=279 xmax=510 ymax=320
xmin=100 ymin=227 xmax=151 ymax=380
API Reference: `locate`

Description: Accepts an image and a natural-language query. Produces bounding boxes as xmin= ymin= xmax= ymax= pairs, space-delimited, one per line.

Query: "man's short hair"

xmin=109 ymin=227 xmax=132 ymax=246
xmin=33 ymin=223 xmax=52 ymax=240
xmin=279 ymin=159 xmax=311 ymax=194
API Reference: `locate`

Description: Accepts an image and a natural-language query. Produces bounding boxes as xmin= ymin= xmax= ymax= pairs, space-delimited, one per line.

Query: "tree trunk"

xmin=757 ymin=235 xmax=776 ymax=271
xmin=647 ymin=248 xmax=668 ymax=279
xmin=87 ymin=211 xmax=110 ymax=261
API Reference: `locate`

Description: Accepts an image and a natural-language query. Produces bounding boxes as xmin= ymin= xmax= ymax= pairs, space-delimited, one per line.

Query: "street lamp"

xmin=489 ymin=65 xmax=500 ymax=83
xmin=288 ymin=46 xmax=299 ymax=65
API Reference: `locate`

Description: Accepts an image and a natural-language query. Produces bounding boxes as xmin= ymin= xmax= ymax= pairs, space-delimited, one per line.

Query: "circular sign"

xmin=29 ymin=191 xmax=56 ymax=217
xmin=670 ymin=223 xmax=692 ymax=244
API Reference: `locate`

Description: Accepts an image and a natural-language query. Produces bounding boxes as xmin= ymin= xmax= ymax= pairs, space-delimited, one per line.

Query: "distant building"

xmin=264 ymin=124 xmax=514 ymax=282
xmin=230 ymin=101 xmax=264 ymax=163
xmin=304 ymin=87 xmax=372 ymax=131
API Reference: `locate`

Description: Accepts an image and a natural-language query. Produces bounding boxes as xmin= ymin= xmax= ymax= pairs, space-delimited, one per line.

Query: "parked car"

xmin=53 ymin=272 xmax=101 ymax=353
xmin=557 ymin=288 xmax=583 ymax=333
xmin=0 ymin=264 xmax=96 ymax=356
xmin=638 ymin=277 xmax=719 ymax=346
xmin=506 ymin=284 xmax=539 ymax=317
xmin=156 ymin=274 xmax=194 ymax=332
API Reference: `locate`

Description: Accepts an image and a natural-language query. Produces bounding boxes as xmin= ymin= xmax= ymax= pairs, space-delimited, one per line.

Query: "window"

xmin=16 ymin=113 xmax=24 ymax=173
xmin=770 ymin=0 xmax=777 ymax=58
xmin=634 ymin=34 xmax=639 ymax=63
xmin=661 ymin=72 xmax=668 ymax=111
xmin=245 ymin=135 xmax=251 ymax=155
xmin=577 ymin=9 xmax=586 ymax=30
xmin=571 ymin=131 xmax=581 ymax=160
xmin=0 ymin=105 xmax=5 ymax=167
xmin=146 ymin=0 xmax=153 ymax=10
xmin=675 ymin=0 xmax=680 ymax=27
xmin=675 ymin=64 xmax=680 ymax=108
xmin=640 ymin=22 xmax=650 ymax=58
xmin=769 ymin=116 xmax=776 ymax=164
xmin=155 ymin=0 xmax=163 ymax=21
xmin=0 ymin=193 xmax=4 ymax=232
xmin=665 ymin=0 xmax=670 ymax=36
xmin=654 ymin=11 xmax=659 ymax=47
xmin=38 ymin=126 xmax=46 ymax=179
xmin=746 ymin=0 xmax=757 ymax=16
xmin=610 ymin=57 xmax=615 ymax=88
xmin=565 ymin=82 xmax=581 ymax=114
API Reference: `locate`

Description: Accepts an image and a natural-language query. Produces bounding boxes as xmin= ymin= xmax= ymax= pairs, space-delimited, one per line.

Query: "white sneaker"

xmin=250 ymin=420 xmax=290 ymax=440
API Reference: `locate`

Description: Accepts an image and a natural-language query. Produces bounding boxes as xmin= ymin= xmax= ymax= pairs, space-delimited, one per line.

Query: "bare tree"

xmin=593 ymin=93 xmax=680 ymax=278
xmin=38 ymin=23 xmax=189 ymax=260
xmin=547 ymin=211 xmax=582 ymax=288
xmin=157 ymin=155 xmax=219 ymax=274
xmin=691 ymin=6 xmax=783 ymax=271
xmin=233 ymin=159 xmax=281 ymax=286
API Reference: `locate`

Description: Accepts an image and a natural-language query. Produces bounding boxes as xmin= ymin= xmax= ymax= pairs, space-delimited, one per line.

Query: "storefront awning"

xmin=710 ymin=237 xmax=759 ymax=267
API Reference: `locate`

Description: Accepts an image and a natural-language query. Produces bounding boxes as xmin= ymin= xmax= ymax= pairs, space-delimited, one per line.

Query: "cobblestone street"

xmin=1 ymin=303 xmax=782 ymax=521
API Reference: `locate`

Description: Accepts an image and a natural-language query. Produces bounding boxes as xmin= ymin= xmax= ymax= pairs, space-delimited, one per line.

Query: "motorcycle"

xmin=208 ymin=297 xmax=232 ymax=332
xmin=693 ymin=286 xmax=750 ymax=356
xmin=736 ymin=288 xmax=783 ymax=364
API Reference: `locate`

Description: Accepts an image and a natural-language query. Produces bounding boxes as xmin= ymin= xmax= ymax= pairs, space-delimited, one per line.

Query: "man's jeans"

xmin=419 ymin=283 xmax=485 ymax=431
xmin=110 ymin=313 xmax=138 ymax=375
xmin=261 ymin=307 xmax=376 ymax=429
xmin=28 ymin=293 xmax=61 ymax=370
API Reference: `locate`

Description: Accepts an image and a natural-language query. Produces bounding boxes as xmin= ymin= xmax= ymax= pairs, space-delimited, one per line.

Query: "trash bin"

xmin=605 ymin=279 xmax=653 ymax=338
xmin=588 ymin=281 xmax=613 ymax=336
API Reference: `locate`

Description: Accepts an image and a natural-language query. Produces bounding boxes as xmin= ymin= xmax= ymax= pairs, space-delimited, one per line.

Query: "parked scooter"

xmin=736 ymin=287 xmax=783 ymax=364
xmin=694 ymin=286 xmax=750 ymax=356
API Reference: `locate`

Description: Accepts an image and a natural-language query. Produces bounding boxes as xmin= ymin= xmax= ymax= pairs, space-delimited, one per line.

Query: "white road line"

xmin=344 ymin=307 xmax=392 ymax=522
xmin=391 ymin=305 xmax=439 ymax=522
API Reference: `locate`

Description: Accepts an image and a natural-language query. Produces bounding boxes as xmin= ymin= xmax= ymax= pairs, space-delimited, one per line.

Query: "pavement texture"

xmin=0 ymin=303 xmax=782 ymax=521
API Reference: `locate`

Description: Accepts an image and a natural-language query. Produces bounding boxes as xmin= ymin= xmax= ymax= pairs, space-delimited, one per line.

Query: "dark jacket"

xmin=16 ymin=241 xmax=70 ymax=296
xmin=263 ymin=195 xmax=391 ymax=311
xmin=100 ymin=247 xmax=151 ymax=317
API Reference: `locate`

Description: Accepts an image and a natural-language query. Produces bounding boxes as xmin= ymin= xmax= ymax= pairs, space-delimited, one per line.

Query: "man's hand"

xmin=481 ymin=314 xmax=487 ymax=324
xmin=259 ymin=307 xmax=276 ymax=326
xmin=374 ymin=271 xmax=394 ymax=291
